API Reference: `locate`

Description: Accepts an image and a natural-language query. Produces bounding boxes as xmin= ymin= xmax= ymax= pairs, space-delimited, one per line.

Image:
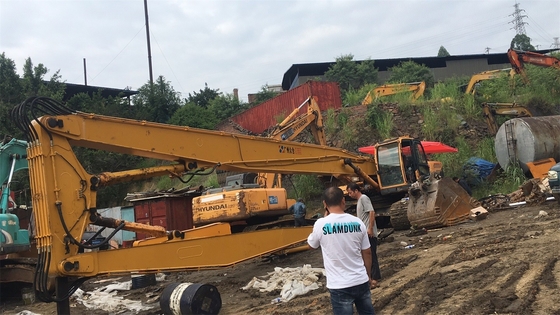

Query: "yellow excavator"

xmin=464 ymin=68 xmax=515 ymax=95
xmin=481 ymin=102 xmax=533 ymax=135
xmin=192 ymin=97 xmax=326 ymax=230
xmin=13 ymin=96 xmax=473 ymax=312
xmin=361 ymin=81 xmax=426 ymax=105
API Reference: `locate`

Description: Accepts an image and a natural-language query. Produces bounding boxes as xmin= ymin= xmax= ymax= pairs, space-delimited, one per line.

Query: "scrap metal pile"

xmin=479 ymin=178 xmax=551 ymax=210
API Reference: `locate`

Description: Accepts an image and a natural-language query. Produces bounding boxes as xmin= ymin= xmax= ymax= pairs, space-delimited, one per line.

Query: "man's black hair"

xmin=323 ymin=187 xmax=344 ymax=207
xmin=347 ymin=182 xmax=360 ymax=192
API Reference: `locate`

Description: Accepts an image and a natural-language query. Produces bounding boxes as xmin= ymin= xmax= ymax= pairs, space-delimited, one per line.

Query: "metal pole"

xmin=144 ymin=0 xmax=154 ymax=86
xmin=83 ymin=58 xmax=87 ymax=86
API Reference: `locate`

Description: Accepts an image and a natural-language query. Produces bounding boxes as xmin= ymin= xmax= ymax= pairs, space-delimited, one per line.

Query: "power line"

xmin=90 ymin=25 xmax=144 ymax=83
xmin=151 ymin=32 xmax=185 ymax=94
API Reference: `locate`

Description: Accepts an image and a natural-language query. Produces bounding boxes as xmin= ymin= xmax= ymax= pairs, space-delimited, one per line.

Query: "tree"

xmin=510 ymin=34 xmax=535 ymax=51
xmin=66 ymin=92 xmax=133 ymax=118
xmin=169 ymin=102 xmax=218 ymax=129
xmin=0 ymin=53 xmax=23 ymax=104
xmin=251 ymin=85 xmax=280 ymax=106
xmin=133 ymin=76 xmax=181 ymax=123
xmin=437 ymin=46 xmax=451 ymax=57
xmin=21 ymin=58 xmax=65 ymax=100
xmin=187 ymin=83 xmax=220 ymax=108
xmin=388 ymin=61 xmax=435 ymax=87
xmin=0 ymin=55 xmax=64 ymax=139
xmin=208 ymin=93 xmax=248 ymax=122
xmin=325 ymin=54 xmax=378 ymax=92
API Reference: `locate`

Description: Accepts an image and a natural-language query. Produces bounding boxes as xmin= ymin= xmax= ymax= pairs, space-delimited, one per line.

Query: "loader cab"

xmin=375 ymin=138 xmax=430 ymax=194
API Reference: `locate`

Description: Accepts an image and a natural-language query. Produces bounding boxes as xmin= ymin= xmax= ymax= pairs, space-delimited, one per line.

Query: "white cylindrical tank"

xmin=495 ymin=116 xmax=560 ymax=172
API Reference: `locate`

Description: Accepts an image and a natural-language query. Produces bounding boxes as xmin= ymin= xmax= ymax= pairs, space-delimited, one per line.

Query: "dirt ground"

xmin=2 ymin=200 xmax=559 ymax=315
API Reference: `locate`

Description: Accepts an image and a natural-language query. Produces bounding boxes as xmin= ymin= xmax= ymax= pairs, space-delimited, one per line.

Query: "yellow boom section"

xmin=40 ymin=112 xmax=375 ymax=175
xmin=23 ymin=109 xmax=377 ymax=280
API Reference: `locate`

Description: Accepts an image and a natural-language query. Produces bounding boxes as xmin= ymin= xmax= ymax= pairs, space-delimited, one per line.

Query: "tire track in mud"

xmin=531 ymin=257 xmax=560 ymax=314
xmin=374 ymin=205 xmax=560 ymax=315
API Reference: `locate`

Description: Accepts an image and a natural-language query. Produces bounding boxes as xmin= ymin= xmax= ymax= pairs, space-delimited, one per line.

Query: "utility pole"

xmin=83 ymin=58 xmax=87 ymax=86
xmin=509 ymin=1 xmax=528 ymax=35
xmin=553 ymin=37 xmax=560 ymax=49
xmin=144 ymin=0 xmax=154 ymax=86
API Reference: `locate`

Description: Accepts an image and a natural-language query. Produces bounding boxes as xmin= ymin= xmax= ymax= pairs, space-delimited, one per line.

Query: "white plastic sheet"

xmin=242 ymin=264 xmax=325 ymax=302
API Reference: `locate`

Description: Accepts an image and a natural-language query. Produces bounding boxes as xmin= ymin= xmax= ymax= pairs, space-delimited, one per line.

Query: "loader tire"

xmin=389 ymin=200 xmax=411 ymax=231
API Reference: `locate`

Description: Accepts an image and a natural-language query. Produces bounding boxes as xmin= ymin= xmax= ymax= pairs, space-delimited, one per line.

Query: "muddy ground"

xmin=2 ymin=201 xmax=559 ymax=315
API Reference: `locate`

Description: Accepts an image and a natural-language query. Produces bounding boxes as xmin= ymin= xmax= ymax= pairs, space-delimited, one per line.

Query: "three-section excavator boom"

xmin=12 ymin=97 xmax=378 ymax=310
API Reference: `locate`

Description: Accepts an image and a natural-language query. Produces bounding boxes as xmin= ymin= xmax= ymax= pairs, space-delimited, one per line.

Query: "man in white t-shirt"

xmin=308 ymin=187 xmax=376 ymax=315
xmin=347 ymin=182 xmax=381 ymax=288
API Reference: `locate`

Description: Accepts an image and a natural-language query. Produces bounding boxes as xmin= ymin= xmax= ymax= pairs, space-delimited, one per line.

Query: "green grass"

xmin=340 ymin=64 xmax=558 ymax=199
xmin=421 ymin=107 xmax=438 ymax=140
xmin=324 ymin=108 xmax=338 ymax=136
xmin=365 ymin=105 xmax=394 ymax=140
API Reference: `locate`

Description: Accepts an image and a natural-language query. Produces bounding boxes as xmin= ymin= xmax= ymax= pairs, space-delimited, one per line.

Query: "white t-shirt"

xmin=307 ymin=213 xmax=370 ymax=289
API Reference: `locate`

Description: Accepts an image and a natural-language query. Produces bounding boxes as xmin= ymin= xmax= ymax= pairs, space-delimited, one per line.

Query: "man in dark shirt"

xmin=289 ymin=198 xmax=307 ymax=227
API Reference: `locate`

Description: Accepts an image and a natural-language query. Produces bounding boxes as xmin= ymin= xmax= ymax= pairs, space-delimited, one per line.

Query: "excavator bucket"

xmin=407 ymin=177 xmax=477 ymax=229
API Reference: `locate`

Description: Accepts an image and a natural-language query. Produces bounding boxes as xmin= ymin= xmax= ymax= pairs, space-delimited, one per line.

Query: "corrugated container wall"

xmin=131 ymin=195 xmax=195 ymax=240
xmin=231 ymin=81 xmax=342 ymax=134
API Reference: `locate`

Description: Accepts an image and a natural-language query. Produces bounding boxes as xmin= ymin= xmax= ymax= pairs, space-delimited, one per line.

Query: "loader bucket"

xmin=407 ymin=177 xmax=476 ymax=229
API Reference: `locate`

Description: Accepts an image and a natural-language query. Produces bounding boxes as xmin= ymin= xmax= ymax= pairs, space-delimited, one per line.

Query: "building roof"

xmin=281 ymin=49 xmax=558 ymax=90
xmin=63 ymin=82 xmax=138 ymax=100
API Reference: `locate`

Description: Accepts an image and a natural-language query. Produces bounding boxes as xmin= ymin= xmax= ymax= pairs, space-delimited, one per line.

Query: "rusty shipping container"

xmin=495 ymin=115 xmax=560 ymax=172
xmin=131 ymin=195 xmax=196 ymax=240
xmin=230 ymin=81 xmax=342 ymax=134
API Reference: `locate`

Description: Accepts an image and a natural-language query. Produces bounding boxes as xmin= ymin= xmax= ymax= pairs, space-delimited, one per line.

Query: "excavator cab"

xmin=375 ymin=137 xmax=477 ymax=230
xmin=375 ymin=138 xmax=430 ymax=193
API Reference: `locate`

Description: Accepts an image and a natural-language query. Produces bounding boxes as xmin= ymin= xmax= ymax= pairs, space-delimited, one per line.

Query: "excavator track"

xmin=389 ymin=199 xmax=411 ymax=231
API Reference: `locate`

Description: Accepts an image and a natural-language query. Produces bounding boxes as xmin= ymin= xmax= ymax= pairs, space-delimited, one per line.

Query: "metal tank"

xmin=495 ymin=116 xmax=560 ymax=172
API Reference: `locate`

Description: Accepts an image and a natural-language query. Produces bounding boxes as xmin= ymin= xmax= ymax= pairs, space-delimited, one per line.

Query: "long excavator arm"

xmin=12 ymin=97 xmax=378 ymax=306
xmin=507 ymin=49 xmax=560 ymax=82
xmin=464 ymin=68 xmax=515 ymax=95
xmin=362 ymin=81 xmax=426 ymax=105
xmin=258 ymin=97 xmax=327 ymax=188
xmin=268 ymin=97 xmax=326 ymax=146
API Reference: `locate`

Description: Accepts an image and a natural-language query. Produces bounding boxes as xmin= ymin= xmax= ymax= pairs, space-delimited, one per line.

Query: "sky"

xmin=1 ymin=0 xmax=559 ymax=102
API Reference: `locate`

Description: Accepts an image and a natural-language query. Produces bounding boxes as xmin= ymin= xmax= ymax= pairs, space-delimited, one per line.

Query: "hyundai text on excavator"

xmin=192 ymin=97 xmax=326 ymax=230
xmin=361 ymin=81 xmax=426 ymax=105
xmin=12 ymin=96 xmax=473 ymax=313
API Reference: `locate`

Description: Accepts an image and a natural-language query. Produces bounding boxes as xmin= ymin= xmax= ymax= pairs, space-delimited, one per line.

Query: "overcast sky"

xmin=1 ymin=0 xmax=558 ymax=101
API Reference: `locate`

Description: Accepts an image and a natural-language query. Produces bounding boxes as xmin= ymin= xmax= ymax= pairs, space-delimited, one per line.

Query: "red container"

xmin=231 ymin=81 xmax=342 ymax=134
xmin=132 ymin=195 xmax=195 ymax=240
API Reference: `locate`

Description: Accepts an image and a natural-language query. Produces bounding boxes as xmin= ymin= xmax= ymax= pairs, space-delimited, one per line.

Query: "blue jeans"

xmin=328 ymin=281 xmax=375 ymax=315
